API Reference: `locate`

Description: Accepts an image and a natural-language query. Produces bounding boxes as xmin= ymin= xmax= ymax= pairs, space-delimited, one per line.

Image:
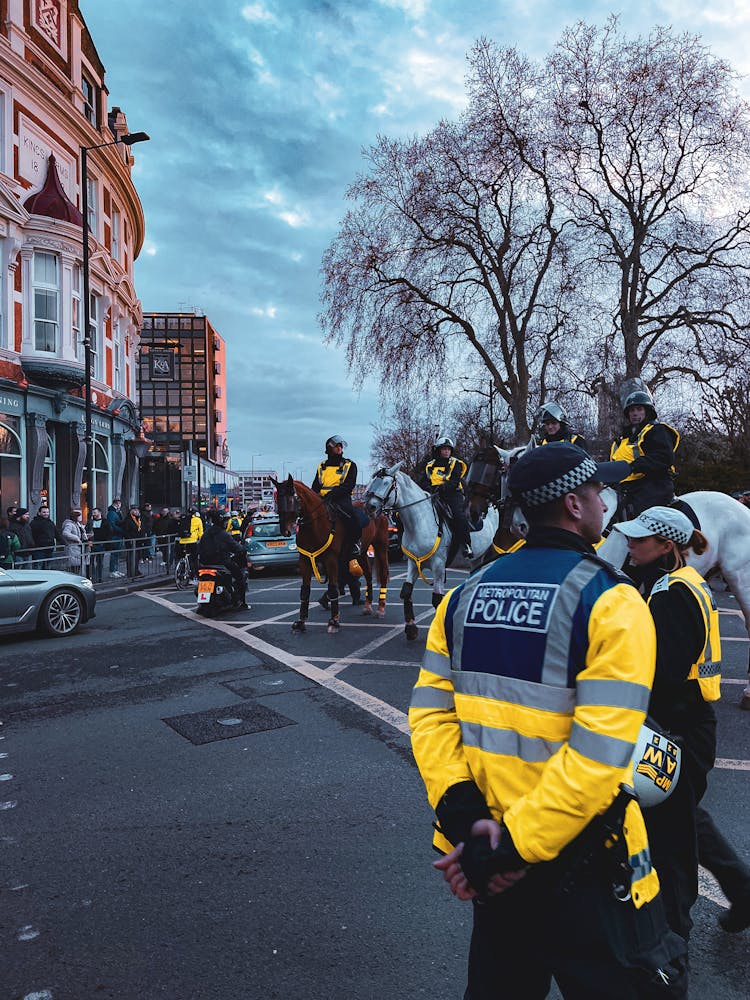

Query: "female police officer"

xmin=615 ymin=507 xmax=750 ymax=941
xmin=409 ymin=443 xmax=685 ymax=999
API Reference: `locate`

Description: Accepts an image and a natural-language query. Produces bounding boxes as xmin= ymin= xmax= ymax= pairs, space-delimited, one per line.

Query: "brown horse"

xmin=273 ymin=476 xmax=390 ymax=633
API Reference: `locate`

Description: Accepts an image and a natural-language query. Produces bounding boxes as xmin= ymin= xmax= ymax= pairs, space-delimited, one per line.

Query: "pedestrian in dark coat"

xmin=30 ymin=505 xmax=63 ymax=568
xmin=87 ymin=507 xmax=112 ymax=583
xmin=121 ymin=506 xmax=146 ymax=577
xmin=10 ymin=508 xmax=35 ymax=567
xmin=106 ymin=499 xmax=125 ymax=576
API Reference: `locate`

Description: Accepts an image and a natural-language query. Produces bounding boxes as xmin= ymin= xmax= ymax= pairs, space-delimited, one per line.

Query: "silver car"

xmin=244 ymin=519 xmax=298 ymax=572
xmin=0 ymin=566 xmax=96 ymax=637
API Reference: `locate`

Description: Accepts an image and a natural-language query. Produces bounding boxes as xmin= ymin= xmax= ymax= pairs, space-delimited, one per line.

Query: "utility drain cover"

xmin=162 ymin=702 xmax=296 ymax=745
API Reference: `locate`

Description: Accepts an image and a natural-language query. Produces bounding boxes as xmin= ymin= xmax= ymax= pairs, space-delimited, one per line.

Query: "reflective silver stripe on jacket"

xmin=421 ymin=647 xmax=452 ymax=679
xmin=454 ymin=671 xmax=575 ymax=714
xmin=569 ymin=722 xmax=634 ymax=768
xmin=629 ymin=846 xmax=653 ymax=882
xmin=679 ymin=577 xmax=720 ymax=677
xmin=460 ymin=720 xmax=564 ymax=763
xmin=409 ymin=686 xmax=455 ymax=711
xmin=576 ymin=678 xmax=651 ymax=712
xmin=541 ymin=560 xmax=601 ymax=686
xmin=451 ymin=560 xmax=499 ymax=670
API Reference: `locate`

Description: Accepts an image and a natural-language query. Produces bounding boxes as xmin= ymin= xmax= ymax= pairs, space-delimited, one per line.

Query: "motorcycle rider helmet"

xmin=207 ymin=509 xmax=228 ymax=527
xmin=433 ymin=435 xmax=455 ymax=459
xmin=325 ymin=434 xmax=347 ymax=456
xmin=538 ymin=402 xmax=567 ymax=425
xmin=623 ymin=389 xmax=657 ymax=423
xmin=630 ymin=719 xmax=681 ymax=808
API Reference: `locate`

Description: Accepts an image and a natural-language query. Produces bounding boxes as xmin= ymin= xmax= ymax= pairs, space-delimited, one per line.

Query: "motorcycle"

xmin=194 ymin=563 xmax=243 ymax=617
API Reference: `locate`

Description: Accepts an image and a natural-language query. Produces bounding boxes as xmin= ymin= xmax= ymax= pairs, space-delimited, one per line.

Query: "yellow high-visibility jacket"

xmin=178 ymin=514 xmax=204 ymax=545
xmin=648 ymin=565 xmax=722 ymax=702
xmin=409 ymin=542 xmax=661 ymax=908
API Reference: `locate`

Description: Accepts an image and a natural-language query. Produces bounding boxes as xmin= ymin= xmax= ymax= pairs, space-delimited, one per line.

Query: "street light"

xmin=250 ymin=453 xmax=263 ymax=505
xmin=461 ymin=377 xmax=497 ymax=445
xmin=82 ymin=130 xmax=149 ymax=514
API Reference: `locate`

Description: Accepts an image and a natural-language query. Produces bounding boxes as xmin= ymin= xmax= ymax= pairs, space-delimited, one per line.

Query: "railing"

xmin=9 ymin=533 xmax=180 ymax=588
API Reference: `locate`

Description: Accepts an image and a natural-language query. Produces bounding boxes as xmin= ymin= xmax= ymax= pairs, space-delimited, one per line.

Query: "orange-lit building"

xmin=0 ymin=0 xmax=147 ymax=518
xmin=138 ymin=312 xmax=238 ymax=509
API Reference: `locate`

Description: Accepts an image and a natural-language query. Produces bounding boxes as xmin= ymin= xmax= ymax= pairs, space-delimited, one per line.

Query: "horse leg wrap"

xmin=300 ymin=582 xmax=311 ymax=620
xmin=400 ymin=581 xmax=415 ymax=621
xmin=378 ymin=586 xmax=387 ymax=604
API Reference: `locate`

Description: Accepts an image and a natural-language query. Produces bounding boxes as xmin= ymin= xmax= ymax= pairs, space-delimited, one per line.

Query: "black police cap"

xmin=508 ymin=442 xmax=629 ymax=507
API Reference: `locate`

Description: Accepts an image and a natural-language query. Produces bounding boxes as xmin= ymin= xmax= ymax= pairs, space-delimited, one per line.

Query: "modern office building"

xmin=0 ymin=1 xmax=148 ymax=518
xmin=138 ymin=311 xmax=238 ymax=509
xmin=236 ymin=468 xmax=278 ymax=510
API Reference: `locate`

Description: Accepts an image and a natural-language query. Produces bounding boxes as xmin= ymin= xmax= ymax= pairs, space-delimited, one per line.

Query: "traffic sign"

xmin=183 ymin=465 xmax=197 ymax=482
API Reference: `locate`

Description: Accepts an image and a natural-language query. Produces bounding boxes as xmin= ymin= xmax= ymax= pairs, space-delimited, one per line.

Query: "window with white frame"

xmin=86 ymin=175 xmax=98 ymax=239
xmin=111 ymin=208 xmax=120 ymax=262
xmin=89 ymin=293 xmax=99 ymax=379
xmin=82 ymin=74 xmax=96 ymax=126
xmin=72 ymin=264 xmax=82 ymax=360
xmin=113 ymin=318 xmax=123 ymax=392
xmin=33 ymin=252 xmax=59 ymax=353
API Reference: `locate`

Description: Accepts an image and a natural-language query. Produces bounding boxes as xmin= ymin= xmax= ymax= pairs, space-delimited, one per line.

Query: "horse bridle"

xmin=368 ymin=470 xmax=435 ymax=514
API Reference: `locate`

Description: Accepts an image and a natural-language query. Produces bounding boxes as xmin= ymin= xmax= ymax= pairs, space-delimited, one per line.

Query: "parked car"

xmin=244 ymin=519 xmax=298 ymax=572
xmin=0 ymin=566 xmax=96 ymax=638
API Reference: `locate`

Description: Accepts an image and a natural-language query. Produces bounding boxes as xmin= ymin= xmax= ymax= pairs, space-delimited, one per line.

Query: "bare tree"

xmin=547 ymin=18 xmax=750 ymax=434
xmin=321 ymin=42 xmax=575 ymax=440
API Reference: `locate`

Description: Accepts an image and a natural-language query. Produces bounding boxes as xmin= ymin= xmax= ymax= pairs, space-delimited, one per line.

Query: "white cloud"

xmin=263 ymin=189 xmax=283 ymax=205
xmin=278 ymin=209 xmax=310 ymax=228
xmin=250 ymin=305 xmax=278 ymax=318
xmin=378 ymin=0 xmax=430 ymax=20
xmin=240 ymin=3 xmax=277 ymax=25
xmin=143 ymin=242 xmax=157 ymax=257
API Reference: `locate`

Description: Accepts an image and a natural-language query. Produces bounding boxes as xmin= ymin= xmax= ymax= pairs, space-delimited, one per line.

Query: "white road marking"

xmin=721 ymin=677 xmax=748 ymax=684
xmin=698 ymin=866 xmax=729 ymax=909
xmin=326 ymin=610 xmax=435 ymax=676
xmin=715 ymin=758 xmax=750 ymax=770
xmin=304 ymin=657 xmax=421 ymax=668
xmin=139 ymin=591 xmax=410 ymax=734
xmin=721 ymin=637 xmax=749 ymax=643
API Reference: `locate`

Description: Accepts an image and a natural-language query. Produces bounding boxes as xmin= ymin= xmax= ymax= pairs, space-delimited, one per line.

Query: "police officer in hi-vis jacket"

xmin=610 ymin=389 xmax=679 ymax=518
xmin=536 ymin=401 xmax=588 ymax=452
xmin=409 ymin=442 xmax=686 ymax=999
xmin=311 ymin=435 xmax=361 ymax=561
xmin=423 ymin=435 xmax=473 ymax=558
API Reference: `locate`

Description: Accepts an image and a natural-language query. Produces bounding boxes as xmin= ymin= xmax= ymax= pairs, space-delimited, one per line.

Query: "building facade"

xmin=0 ymin=0 xmax=147 ymax=520
xmin=138 ymin=311 xmax=238 ymax=510
xmin=236 ymin=469 xmax=278 ymax=510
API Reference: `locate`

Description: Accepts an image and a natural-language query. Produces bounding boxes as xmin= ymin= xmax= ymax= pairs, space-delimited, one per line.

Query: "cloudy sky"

xmin=82 ymin=0 xmax=749 ymax=482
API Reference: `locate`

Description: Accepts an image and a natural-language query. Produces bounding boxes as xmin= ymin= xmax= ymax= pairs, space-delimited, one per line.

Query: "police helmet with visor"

xmin=623 ymin=389 xmax=657 ymax=422
xmin=325 ymin=435 xmax=347 ymax=456
xmin=538 ymin=402 xmax=567 ymax=425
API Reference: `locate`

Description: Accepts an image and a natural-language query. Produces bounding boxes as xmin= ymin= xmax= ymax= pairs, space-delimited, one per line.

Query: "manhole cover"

xmin=162 ymin=702 xmax=296 ymax=745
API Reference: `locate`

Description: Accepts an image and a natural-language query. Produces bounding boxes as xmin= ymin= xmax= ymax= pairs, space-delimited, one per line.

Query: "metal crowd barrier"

xmin=9 ymin=533 xmax=180 ymax=589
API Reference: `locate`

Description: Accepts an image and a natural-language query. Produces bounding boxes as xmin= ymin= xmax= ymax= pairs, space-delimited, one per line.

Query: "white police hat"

xmin=615 ymin=506 xmax=694 ymax=546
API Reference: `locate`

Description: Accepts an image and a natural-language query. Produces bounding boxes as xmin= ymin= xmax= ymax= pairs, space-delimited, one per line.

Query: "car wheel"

xmin=39 ymin=588 xmax=84 ymax=636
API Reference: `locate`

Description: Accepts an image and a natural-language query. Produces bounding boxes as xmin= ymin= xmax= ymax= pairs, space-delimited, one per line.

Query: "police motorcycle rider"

xmin=311 ymin=435 xmax=363 ymax=573
xmin=410 ymin=442 xmax=686 ymax=999
xmin=536 ymin=401 xmax=588 ymax=451
xmin=610 ymin=389 xmax=679 ymax=518
xmin=197 ymin=509 xmax=248 ymax=609
xmin=422 ymin=436 xmax=474 ymax=559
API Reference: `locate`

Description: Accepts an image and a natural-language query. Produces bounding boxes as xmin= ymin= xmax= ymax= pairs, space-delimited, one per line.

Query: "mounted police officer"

xmin=410 ymin=442 xmax=686 ymax=999
xmin=536 ymin=401 xmax=588 ymax=451
xmin=610 ymin=389 xmax=679 ymax=518
xmin=423 ymin=435 xmax=473 ymax=559
xmin=311 ymin=435 xmax=362 ymax=566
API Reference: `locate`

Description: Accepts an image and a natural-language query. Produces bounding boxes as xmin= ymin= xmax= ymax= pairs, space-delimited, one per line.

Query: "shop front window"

xmin=93 ymin=435 xmax=110 ymax=513
xmin=0 ymin=419 xmax=22 ymax=512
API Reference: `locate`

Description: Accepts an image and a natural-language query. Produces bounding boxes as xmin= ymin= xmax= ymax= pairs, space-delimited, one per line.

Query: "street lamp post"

xmin=82 ymin=131 xmax=149 ymax=514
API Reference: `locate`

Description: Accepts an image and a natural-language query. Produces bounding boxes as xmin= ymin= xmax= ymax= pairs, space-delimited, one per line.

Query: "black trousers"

xmin=443 ymin=490 xmax=471 ymax=548
xmin=697 ymin=806 xmax=750 ymax=904
xmin=464 ymin=864 xmax=685 ymax=1000
xmin=644 ymin=710 xmax=716 ymax=943
xmin=620 ymin=480 xmax=675 ymax=518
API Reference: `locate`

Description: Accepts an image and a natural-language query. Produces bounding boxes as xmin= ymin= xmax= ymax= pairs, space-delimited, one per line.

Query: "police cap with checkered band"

xmin=614 ymin=506 xmax=694 ymax=546
xmin=508 ymin=442 xmax=630 ymax=508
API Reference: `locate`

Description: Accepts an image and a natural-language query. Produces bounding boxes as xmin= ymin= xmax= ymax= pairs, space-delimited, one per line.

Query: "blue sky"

xmin=82 ymin=0 xmax=749 ymax=482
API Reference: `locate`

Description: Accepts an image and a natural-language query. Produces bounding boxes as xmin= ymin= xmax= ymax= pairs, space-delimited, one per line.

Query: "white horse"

xmin=467 ymin=449 xmax=750 ymax=709
xmin=363 ymin=463 xmax=499 ymax=640
xmin=597 ymin=491 xmax=750 ymax=709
